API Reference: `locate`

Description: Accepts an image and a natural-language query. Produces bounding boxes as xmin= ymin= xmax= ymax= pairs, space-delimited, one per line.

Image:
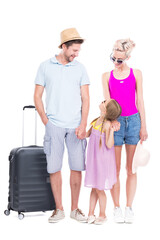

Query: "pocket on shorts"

xmin=43 ymin=136 xmax=51 ymax=155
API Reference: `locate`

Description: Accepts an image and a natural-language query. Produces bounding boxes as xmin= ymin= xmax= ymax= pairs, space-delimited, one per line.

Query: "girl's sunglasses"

xmin=110 ymin=54 xmax=126 ymax=64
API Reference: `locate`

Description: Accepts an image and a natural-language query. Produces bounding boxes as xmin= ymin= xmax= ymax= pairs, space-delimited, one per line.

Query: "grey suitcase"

xmin=4 ymin=105 xmax=55 ymax=219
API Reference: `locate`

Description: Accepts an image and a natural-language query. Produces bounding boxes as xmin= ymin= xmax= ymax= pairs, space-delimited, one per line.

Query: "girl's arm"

xmin=134 ymin=69 xmax=148 ymax=143
xmin=86 ymin=126 xmax=93 ymax=138
xmin=105 ymin=122 xmax=114 ymax=149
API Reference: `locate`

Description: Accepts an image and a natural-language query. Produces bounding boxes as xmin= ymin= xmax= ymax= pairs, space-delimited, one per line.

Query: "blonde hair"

xmin=113 ymin=38 xmax=135 ymax=57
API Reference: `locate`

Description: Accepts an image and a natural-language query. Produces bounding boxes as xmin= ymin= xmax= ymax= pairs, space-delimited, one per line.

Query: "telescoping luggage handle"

xmin=22 ymin=105 xmax=37 ymax=146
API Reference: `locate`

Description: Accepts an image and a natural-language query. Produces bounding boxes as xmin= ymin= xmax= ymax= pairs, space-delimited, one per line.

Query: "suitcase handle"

xmin=23 ymin=105 xmax=36 ymax=110
xmin=22 ymin=105 xmax=37 ymax=146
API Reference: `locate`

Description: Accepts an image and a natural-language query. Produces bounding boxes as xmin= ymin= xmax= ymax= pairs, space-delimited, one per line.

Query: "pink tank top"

xmin=109 ymin=68 xmax=138 ymax=116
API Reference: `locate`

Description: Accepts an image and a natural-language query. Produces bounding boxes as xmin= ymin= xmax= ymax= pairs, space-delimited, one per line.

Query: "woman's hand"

xmin=140 ymin=127 xmax=148 ymax=143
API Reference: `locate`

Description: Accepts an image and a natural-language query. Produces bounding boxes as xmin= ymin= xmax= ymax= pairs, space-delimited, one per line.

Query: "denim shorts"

xmin=114 ymin=112 xmax=141 ymax=146
xmin=43 ymin=120 xmax=87 ymax=174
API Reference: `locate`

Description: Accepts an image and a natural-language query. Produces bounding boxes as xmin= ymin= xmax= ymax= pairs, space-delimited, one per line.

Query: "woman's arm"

xmin=102 ymin=72 xmax=120 ymax=131
xmin=102 ymin=72 xmax=111 ymax=100
xmin=134 ymin=69 xmax=148 ymax=143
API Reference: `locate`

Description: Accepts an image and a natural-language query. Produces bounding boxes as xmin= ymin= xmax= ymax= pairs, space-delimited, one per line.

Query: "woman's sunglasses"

xmin=110 ymin=54 xmax=126 ymax=64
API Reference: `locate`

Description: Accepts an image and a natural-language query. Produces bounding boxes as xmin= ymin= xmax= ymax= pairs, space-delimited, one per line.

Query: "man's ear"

xmin=62 ymin=43 xmax=67 ymax=51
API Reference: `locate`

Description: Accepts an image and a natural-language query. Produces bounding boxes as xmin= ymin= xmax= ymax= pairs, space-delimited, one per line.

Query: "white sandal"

xmin=94 ymin=216 xmax=107 ymax=225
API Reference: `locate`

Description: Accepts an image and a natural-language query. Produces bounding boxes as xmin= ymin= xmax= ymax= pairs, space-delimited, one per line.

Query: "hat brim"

xmin=132 ymin=141 xmax=150 ymax=174
xmin=58 ymin=37 xmax=85 ymax=48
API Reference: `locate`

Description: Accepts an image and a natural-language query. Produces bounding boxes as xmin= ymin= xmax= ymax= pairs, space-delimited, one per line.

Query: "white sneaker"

xmin=70 ymin=208 xmax=87 ymax=222
xmin=113 ymin=207 xmax=124 ymax=223
xmin=48 ymin=209 xmax=65 ymax=223
xmin=87 ymin=215 xmax=96 ymax=224
xmin=94 ymin=216 xmax=107 ymax=225
xmin=125 ymin=207 xmax=134 ymax=223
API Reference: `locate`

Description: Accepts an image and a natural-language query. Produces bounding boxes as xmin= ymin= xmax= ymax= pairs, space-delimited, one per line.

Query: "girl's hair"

xmin=113 ymin=38 xmax=135 ymax=57
xmin=91 ymin=99 xmax=122 ymax=148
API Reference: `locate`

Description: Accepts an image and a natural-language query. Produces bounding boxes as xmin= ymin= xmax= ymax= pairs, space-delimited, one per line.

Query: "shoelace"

xmin=51 ymin=210 xmax=58 ymax=217
xmin=76 ymin=208 xmax=85 ymax=216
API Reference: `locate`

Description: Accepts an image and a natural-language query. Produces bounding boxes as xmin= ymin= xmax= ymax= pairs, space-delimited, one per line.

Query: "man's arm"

xmin=75 ymin=85 xmax=90 ymax=139
xmin=34 ymin=85 xmax=48 ymax=126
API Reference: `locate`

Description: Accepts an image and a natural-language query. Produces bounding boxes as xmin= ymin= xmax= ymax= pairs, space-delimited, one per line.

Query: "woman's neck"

xmin=114 ymin=63 xmax=129 ymax=72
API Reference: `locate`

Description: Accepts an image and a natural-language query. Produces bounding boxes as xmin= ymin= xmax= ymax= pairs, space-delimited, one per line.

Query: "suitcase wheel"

xmin=4 ymin=210 xmax=10 ymax=216
xmin=18 ymin=213 xmax=24 ymax=220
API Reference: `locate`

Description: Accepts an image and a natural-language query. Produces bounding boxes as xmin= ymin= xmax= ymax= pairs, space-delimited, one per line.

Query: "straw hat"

xmin=58 ymin=28 xmax=84 ymax=48
xmin=132 ymin=141 xmax=150 ymax=174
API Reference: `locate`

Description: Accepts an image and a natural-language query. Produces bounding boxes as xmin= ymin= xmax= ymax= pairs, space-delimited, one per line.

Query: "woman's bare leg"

xmin=125 ymin=144 xmax=137 ymax=207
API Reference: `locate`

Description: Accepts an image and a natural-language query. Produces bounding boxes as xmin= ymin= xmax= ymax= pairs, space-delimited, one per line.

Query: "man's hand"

xmin=42 ymin=116 xmax=49 ymax=126
xmin=75 ymin=124 xmax=86 ymax=139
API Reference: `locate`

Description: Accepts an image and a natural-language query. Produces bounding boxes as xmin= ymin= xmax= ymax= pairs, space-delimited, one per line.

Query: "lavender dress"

xmin=84 ymin=121 xmax=117 ymax=190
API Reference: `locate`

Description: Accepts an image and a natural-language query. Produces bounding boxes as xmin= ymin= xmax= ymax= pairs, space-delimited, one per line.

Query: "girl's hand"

xmin=140 ymin=127 xmax=148 ymax=143
xmin=111 ymin=120 xmax=120 ymax=131
xmin=110 ymin=125 xmax=116 ymax=132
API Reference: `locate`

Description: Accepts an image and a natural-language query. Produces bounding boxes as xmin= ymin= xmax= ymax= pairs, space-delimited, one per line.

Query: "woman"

xmin=102 ymin=39 xmax=148 ymax=223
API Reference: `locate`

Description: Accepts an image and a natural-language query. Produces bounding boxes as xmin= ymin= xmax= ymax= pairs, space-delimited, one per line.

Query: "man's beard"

xmin=64 ymin=54 xmax=75 ymax=62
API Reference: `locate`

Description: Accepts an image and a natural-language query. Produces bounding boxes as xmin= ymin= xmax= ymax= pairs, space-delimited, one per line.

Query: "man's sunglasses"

xmin=110 ymin=54 xmax=126 ymax=64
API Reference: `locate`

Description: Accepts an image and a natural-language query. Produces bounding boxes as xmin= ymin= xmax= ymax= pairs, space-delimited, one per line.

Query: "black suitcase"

xmin=4 ymin=105 xmax=55 ymax=219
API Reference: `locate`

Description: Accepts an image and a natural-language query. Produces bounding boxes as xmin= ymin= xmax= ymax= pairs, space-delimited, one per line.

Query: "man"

xmin=34 ymin=28 xmax=90 ymax=223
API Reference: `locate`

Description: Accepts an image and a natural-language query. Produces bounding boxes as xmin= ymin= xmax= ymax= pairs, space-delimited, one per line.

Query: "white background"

xmin=0 ymin=0 xmax=159 ymax=239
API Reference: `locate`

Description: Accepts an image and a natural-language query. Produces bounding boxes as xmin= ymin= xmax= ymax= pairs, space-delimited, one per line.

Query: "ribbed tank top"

xmin=109 ymin=68 xmax=138 ymax=116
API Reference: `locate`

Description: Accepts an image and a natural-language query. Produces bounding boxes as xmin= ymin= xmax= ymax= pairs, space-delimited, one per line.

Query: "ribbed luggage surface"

xmin=8 ymin=146 xmax=55 ymax=212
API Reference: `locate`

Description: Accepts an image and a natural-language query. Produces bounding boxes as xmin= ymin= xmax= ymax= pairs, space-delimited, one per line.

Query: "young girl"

xmin=84 ymin=99 xmax=122 ymax=224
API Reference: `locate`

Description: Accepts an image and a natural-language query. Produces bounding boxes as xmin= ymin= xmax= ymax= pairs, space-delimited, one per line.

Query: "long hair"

xmin=98 ymin=100 xmax=122 ymax=148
